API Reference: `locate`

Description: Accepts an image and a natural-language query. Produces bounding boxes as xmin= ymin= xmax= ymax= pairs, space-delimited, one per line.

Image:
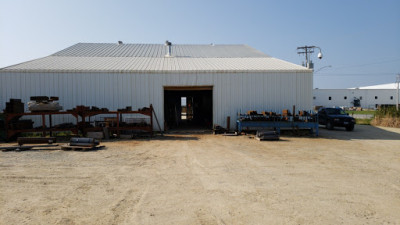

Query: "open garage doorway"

xmin=164 ymin=86 xmax=213 ymax=131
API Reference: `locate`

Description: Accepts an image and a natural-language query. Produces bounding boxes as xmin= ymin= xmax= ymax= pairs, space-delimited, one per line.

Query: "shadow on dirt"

xmin=126 ymin=134 xmax=199 ymax=141
xmin=318 ymin=125 xmax=400 ymax=140
xmin=154 ymin=135 xmax=199 ymax=141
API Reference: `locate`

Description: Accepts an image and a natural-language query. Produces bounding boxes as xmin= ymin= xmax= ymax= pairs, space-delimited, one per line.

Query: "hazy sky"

xmin=1 ymin=0 xmax=399 ymax=88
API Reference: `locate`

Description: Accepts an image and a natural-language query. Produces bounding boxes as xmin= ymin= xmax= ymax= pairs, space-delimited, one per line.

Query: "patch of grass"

xmin=19 ymin=131 xmax=75 ymax=138
xmin=370 ymin=106 xmax=400 ymax=127
xmin=346 ymin=110 xmax=376 ymax=115
xmin=21 ymin=132 xmax=43 ymax=137
xmin=54 ymin=131 xmax=74 ymax=136
xmin=375 ymin=106 xmax=400 ymax=118
xmin=355 ymin=118 xmax=372 ymax=125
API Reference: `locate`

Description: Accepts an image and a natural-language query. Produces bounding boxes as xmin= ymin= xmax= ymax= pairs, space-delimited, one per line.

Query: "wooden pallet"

xmin=61 ymin=144 xmax=104 ymax=151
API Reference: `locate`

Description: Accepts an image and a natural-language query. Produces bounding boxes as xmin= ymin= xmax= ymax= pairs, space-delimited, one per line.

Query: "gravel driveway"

xmin=1 ymin=125 xmax=399 ymax=224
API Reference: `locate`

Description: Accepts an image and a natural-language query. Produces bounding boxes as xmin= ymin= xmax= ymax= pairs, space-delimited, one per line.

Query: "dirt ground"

xmin=1 ymin=125 xmax=400 ymax=225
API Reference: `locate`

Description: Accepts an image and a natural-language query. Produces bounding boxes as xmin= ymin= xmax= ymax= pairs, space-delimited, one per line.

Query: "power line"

xmin=315 ymin=73 xmax=395 ymax=76
xmin=331 ymin=58 xmax=400 ymax=70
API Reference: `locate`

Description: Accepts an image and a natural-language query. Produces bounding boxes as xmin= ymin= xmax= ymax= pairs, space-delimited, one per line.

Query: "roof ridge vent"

xmin=165 ymin=40 xmax=172 ymax=57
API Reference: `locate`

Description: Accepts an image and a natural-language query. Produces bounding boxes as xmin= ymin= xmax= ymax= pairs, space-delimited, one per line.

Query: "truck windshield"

xmin=326 ymin=108 xmax=346 ymax=115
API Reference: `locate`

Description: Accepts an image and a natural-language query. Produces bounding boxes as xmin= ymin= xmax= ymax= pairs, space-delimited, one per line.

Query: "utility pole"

xmin=297 ymin=46 xmax=323 ymax=69
xmin=396 ymin=74 xmax=400 ymax=111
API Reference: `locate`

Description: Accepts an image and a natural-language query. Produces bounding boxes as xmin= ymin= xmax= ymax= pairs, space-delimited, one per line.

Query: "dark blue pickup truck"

xmin=318 ymin=108 xmax=356 ymax=131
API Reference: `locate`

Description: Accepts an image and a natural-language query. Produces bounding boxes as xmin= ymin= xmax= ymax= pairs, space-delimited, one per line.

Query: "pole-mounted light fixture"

xmin=396 ymin=74 xmax=400 ymax=111
xmin=297 ymin=45 xmax=323 ymax=69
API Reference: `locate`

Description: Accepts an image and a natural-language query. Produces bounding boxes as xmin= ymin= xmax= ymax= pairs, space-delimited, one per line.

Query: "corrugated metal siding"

xmin=0 ymin=72 xmax=312 ymax=130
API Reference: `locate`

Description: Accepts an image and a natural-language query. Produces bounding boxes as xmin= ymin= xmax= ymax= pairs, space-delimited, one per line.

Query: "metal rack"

xmin=3 ymin=105 xmax=153 ymax=141
xmin=77 ymin=107 xmax=153 ymax=137
xmin=4 ymin=111 xmax=79 ymax=140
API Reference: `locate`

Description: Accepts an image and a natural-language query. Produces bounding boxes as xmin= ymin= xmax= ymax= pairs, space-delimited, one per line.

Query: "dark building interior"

xmin=164 ymin=89 xmax=212 ymax=130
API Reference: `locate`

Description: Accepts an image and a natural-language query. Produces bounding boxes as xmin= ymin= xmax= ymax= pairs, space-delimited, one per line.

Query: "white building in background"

xmin=313 ymin=83 xmax=399 ymax=109
xmin=0 ymin=42 xmax=313 ymax=130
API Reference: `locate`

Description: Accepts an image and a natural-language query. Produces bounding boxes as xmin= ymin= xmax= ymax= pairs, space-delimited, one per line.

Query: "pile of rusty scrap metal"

xmin=281 ymin=109 xmax=292 ymax=121
xmin=297 ymin=110 xmax=316 ymax=122
xmin=5 ymin=99 xmax=24 ymax=113
xmin=67 ymin=105 xmax=109 ymax=113
xmin=138 ymin=107 xmax=151 ymax=112
xmin=4 ymin=99 xmax=34 ymax=130
xmin=89 ymin=106 xmax=109 ymax=112
xmin=117 ymin=106 xmax=132 ymax=112
xmin=213 ymin=124 xmax=227 ymax=134
xmin=239 ymin=109 xmax=317 ymax=122
xmin=240 ymin=110 xmax=282 ymax=121
xmin=66 ymin=105 xmax=89 ymax=116
xmin=31 ymin=96 xmax=59 ymax=101
xmin=28 ymin=96 xmax=62 ymax=112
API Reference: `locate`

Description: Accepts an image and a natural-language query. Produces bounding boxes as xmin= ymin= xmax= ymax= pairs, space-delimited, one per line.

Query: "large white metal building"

xmin=0 ymin=42 xmax=312 ymax=130
xmin=313 ymin=83 xmax=400 ymax=109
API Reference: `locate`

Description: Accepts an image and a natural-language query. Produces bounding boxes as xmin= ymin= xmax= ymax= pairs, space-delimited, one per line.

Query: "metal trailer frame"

xmin=237 ymin=119 xmax=319 ymax=136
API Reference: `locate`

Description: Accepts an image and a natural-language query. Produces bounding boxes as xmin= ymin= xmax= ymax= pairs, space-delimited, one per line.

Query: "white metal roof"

xmin=53 ymin=43 xmax=269 ymax=58
xmin=349 ymin=83 xmax=398 ymax=89
xmin=1 ymin=43 xmax=311 ymax=73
